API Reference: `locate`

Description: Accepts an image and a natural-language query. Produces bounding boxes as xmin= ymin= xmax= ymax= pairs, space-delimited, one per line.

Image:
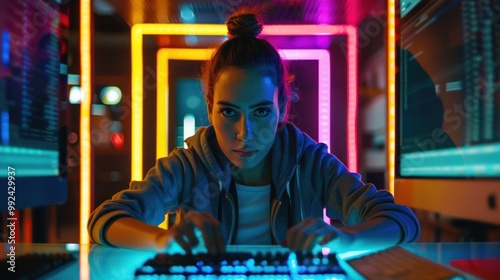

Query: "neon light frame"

xmin=131 ymin=24 xmax=358 ymax=182
xmin=156 ymin=48 xmax=214 ymax=159
xmin=156 ymin=48 xmax=331 ymax=159
xmin=156 ymin=48 xmax=331 ymax=227
xmin=131 ymin=24 xmax=357 ymax=228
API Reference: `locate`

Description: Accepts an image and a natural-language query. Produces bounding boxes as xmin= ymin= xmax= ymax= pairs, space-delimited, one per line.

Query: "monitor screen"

xmin=0 ymin=0 xmax=69 ymax=210
xmin=394 ymin=0 xmax=500 ymax=224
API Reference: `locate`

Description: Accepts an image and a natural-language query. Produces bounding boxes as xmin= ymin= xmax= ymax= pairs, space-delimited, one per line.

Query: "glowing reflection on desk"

xmin=88 ymin=245 xmax=156 ymax=279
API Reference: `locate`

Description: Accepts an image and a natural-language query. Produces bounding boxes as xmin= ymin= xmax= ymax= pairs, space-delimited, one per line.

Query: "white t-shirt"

xmin=234 ymin=183 xmax=272 ymax=245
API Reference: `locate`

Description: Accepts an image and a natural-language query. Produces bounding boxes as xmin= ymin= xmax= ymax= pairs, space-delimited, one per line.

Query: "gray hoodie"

xmin=88 ymin=122 xmax=421 ymax=246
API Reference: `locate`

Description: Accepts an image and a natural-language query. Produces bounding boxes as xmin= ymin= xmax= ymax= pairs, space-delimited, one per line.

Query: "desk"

xmin=2 ymin=243 xmax=500 ymax=279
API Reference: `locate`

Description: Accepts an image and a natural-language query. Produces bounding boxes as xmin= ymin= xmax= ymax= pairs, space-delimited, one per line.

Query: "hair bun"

xmin=226 ymin=13 xmax=263 ymax=39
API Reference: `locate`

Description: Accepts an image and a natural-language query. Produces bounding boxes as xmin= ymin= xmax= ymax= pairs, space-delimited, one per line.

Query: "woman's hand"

xmin=156 ymin=210 xmax=224 ymax=254
xmin=285 ymin=218 xmax=353 ymax=253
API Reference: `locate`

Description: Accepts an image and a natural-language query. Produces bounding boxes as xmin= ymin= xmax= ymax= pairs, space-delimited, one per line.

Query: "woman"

xmin=88 ymin=9 xmax=421 ymax=254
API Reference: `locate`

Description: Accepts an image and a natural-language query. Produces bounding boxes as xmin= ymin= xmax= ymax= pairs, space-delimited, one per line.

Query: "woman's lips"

xmin=234 ymin=150 xmax=257 ymax=158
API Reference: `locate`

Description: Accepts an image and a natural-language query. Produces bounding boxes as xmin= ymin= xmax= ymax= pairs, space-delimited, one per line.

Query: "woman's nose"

xmin=236 ymin=115 xmax=254 ymax=142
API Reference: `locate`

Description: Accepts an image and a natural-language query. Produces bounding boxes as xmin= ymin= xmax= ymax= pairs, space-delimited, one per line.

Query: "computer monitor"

xmin=0 ymin=0 xmax=69 ymax=210
xmin=394 ymin=0 xmax=500 ymax=225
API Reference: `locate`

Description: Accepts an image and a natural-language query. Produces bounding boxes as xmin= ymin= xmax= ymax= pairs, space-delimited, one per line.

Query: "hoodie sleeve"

xmin=87 ymin=151 xmax=194 ymax=245
xmin=303 ymin=143 xmax=421 ymax=243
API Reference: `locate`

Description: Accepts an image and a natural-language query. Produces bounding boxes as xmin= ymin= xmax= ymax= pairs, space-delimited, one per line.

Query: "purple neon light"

xmin=264 ymin=25 xmax=358 ymax=173
xmin=279 ymin=49 xmax=331 ymax=227
xmin=279 ymin=49 xmax=331 ymax=152
xmin=266 ymin=25 xmax=358 ymax=228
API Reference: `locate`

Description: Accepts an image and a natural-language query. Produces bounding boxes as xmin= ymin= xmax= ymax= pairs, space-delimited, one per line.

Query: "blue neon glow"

xmin=100 ymin=86 xmax=122 ymax=105
xmin=337 ymin=250 xmax=372 ymax=260
xmin=169 ymin=265 xmax=184 ymax=274
xmin=0 ymin=146 xmax=59 ymax=177
xmin=92 ymin=104 xmax=106 ymax=116
xmin=180 ymin=5 xmax=195 ymax=23
xmin=1 ymin=111 xmax=9 ymax=145
xmin=1 ymin=30 xmax=9 ymax=67
xmin=288 ymin=252 xmax=298 ymax=275
xmin=60 ymin=63 xmax=68 ymax=74
xmin=67 ymin=74 xmax=81 ymax=85
xmin=201 ymin=265 xmax=214 ymax=273
xmin=183 ymin=114 xmax=195 ymax=148
xmin=140 ymin=265 xmax=155 ymax=274
xmin=400 ymin=143 xmax=500 ymax=177
xmin=185 ymin=265 xmax=198 ymax=274
xmin=64 ymin=243 xmax=79 ymax=252
xmin=69 ymin=86 xmax=82 ymax=104
xmin=185 ymin=35 xmax=198 ymax=46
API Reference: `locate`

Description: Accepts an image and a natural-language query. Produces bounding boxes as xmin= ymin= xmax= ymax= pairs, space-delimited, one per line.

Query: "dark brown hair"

xmin=201 ymin=8 xmax=295 ymax=121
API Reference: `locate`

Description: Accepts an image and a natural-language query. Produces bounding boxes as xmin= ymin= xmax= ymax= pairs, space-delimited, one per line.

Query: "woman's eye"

xmin=220 ymin=109 xmax=236 ymax=117
xmin=255 ymin=108 xmax=270 ymax=117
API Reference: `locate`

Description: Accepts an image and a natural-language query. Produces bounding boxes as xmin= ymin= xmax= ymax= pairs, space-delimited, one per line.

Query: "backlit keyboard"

xmin=135 ymin=251 xmax=346 ymax=279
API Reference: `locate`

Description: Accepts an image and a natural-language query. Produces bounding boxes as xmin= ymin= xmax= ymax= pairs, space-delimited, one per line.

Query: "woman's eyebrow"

xmin=216 ymin=100 xmax=275 ymax=109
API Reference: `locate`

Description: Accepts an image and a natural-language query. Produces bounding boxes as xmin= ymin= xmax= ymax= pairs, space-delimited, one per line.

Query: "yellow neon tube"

xmin=79 ymin=0 xmax=91 ymax=246
xmin=387 ymin=0 xmax=396 ymax=194
xmin=156 ymin=48 xmax=215 ymax=159
xmin=131 ymin=26 xmax=145 ymax=181
xmin=79 ymin=0 xmax=91 ymax=278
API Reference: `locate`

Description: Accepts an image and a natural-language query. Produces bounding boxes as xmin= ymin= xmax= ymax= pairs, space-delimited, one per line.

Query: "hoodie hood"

xmin=184 ymin=122 xmax=318 ymax=195
xmin=184 ymin=126 xmax=232 ymax=191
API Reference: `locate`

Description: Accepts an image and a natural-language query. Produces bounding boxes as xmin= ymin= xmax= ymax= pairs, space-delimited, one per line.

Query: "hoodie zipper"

xmin=270 ymin=199 xmax=282 ymax=244
xmin=225 ymin=192 xmax=236 ymax=245
xmin=270 ymin=164 xmax=303 ymax=244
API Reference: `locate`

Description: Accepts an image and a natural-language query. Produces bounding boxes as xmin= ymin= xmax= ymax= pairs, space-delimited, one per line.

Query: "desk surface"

xmin=2 ymin=242 xmax=500 ymax=280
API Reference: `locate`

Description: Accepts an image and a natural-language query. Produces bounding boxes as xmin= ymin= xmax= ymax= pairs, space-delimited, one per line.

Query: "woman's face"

xmin=210 ymin=67 xmax=283 ymax=170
